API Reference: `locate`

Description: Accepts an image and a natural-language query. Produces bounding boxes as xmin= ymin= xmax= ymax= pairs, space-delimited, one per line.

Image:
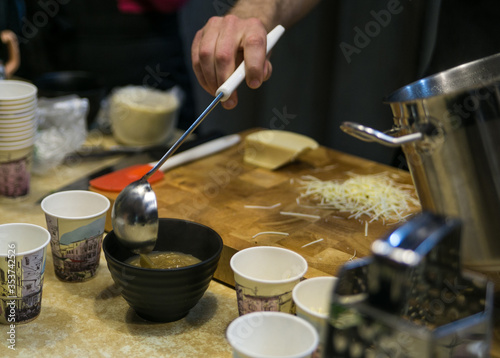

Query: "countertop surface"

xmin=1 ymin=130 xmax=499 ymax=357
xmin=0 ymin=132 xmax=238 ymax=357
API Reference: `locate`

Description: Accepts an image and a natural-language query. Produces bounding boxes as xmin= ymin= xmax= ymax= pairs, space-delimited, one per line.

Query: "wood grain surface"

xmin=91 ymin=128 xmax=421 ymax=285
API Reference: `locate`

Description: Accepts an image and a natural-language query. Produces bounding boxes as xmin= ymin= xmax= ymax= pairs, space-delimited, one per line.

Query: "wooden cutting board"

xmin=91 ymin=128 xmax=420 ymax=286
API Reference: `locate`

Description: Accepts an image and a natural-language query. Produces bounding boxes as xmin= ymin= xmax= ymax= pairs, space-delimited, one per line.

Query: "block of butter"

xmin=244 ymin=130 xmax=319 ymax=169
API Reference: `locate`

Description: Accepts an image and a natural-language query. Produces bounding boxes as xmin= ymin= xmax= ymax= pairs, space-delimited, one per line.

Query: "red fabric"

xmin=117 ymin=0 xmax=188 ymax=14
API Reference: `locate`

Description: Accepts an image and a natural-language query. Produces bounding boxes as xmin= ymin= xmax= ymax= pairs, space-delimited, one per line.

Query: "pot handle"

xmin=340 ymin=121 xmax=422 ymax=147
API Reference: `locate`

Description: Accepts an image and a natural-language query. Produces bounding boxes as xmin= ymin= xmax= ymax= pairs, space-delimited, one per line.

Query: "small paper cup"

xmin=0 ymin=223 xmax=50 ymax=324
xmin=0 ymin=98 xmax=36 ymax=110
xmin=0 ymin=108 xmax=36 ymax=121
xmin=0 ymin=123 xmax=35 ymax=133
xmin=230 ymin=246 xmax=308 ymax=315
xmin=0 ymin=80 xmax=37 ymax=102
xmin=0 ymin=129 xmax=36 ymax=142
xmin=0 ymin=101 xmax=36 ymax=116
xmin=41 ymin=190 xmax=110 ymax=282
xmin=0 ymin=146 xmax=34 ymax=199
xmin=0 ymin=137 xmax=35 ymax=149
xmin=0 ymin=119 xmax=37 ymax=131
xmin=293 ymin=276 xmax=337 ymax=352
xmin=226 ymin=311 xmax=319 ymax=358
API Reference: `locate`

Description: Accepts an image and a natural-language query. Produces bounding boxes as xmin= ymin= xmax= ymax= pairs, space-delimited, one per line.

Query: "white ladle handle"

xmin=143 ymin=25 xmax=285 ymax=180
xmin=215 ymin=25 xmax=286 ymax=102
xmin=149 ymin=134 xmax=241 ymax=172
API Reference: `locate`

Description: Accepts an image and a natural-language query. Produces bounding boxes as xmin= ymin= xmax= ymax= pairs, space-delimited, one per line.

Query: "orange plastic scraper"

xmin=89 ymin=134 xmax=241 ymax=192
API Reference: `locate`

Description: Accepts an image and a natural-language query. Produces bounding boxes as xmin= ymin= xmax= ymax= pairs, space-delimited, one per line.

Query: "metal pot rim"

xmin=384 ymin=52 xmax=500 ymax=104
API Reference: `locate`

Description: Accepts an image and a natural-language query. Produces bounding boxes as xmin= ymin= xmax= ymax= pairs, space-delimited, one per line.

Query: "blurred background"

xmin=5 ymin=0 xmax=500 ymax=166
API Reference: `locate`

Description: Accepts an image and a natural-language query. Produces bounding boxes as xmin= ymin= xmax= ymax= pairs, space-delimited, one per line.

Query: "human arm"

xmin=191 ymin=0 xmax=321 ymax=109
xmin=1 ymin=30 xmax=20 ymax=78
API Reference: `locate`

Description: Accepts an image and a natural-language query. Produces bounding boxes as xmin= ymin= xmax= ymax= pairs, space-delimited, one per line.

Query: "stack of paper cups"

xmin=0 ymin=80 xmax=38 ymax=198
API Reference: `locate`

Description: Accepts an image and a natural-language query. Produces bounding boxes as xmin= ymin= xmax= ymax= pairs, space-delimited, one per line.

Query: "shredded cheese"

xmin=280 ymin=211 xmax=321 ymax=220
xmin=252 ymin=231 xmax=289 ymax=238
xmin=349 ymin=250 xmax=357 ymax=261
xmin=297 ymin=172 xmax=420 ymax=223
xmin=301 ymin=238 xmax=324 ymax=248
xmin=244 ymin=203 xmax=281 ymax=209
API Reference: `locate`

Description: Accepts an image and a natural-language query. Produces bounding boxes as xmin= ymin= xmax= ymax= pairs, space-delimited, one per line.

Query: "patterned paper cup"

xmin=0 ymin=146 xmax=34 ymax=199
xmin=41 ymin=191 xmax=110 ymax=282
xmin=230 ymin=246 xmax=308 ymax=316
xmin=0 ymin=223 xmax=50 ymax=324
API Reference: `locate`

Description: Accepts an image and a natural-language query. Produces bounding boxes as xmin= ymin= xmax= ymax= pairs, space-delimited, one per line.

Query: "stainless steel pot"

xmin=341 ymin=52 xmax=500 ymax=273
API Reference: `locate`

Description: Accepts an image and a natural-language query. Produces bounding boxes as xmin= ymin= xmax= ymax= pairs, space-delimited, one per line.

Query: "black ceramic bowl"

xmin=103 ymin=218 xmax=223 ymax=322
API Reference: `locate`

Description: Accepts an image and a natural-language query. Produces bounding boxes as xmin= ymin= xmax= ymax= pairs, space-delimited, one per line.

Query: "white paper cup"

xmin=0 ymin=126 xmax=35 ymax=135
xmin=0 ymin=137 xmax=35 ymax=149
xmin=0 ymin=99 xmax=36 ymax=115
xmin=0 ymin=96 xmax=35 ymax=106
xmin=0 ymin=98 xmax=36 ymax=110
xmin=0 ymin=146 xmax=33 ymax=162
xmin=41 ymin=190 xmax=110 ymax=282
xmin=0 ymin=140 xmax=35 ymax=151
xmin=0 ymin=108 xmax=36 ymax=120
xmin=0 ymin=129 xmax=35 ymax=142
xmin=0 ymin=223 xmax=50 ymax=324
xmin=230 ymin=246 xmax=308 ymax=315
xmin=0 ymin=118 xmax=37 ymax=131
xmin=0 ymin=80 xmax=37 ymax=102
xmin=0 ymin=122 xmax=36 ymax=132
xmin=227 ymin=311 xmax=319 ymax=358
xmin=0 ymin=107 xmax=36 ymax=116
xmin=293 ymin=276 xmax=337 ymax=355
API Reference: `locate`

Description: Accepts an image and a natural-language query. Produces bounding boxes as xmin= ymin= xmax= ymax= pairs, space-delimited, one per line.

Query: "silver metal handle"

xmin=340 ymin=121 xmax=422 ymax=147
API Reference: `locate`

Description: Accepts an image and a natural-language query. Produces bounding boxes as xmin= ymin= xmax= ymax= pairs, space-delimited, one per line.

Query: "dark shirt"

xmin=0 ymin=0 xmax=21 ymax=62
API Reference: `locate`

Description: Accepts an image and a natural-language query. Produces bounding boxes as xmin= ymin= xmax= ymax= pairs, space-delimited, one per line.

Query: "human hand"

xmin=191 ymin=15 xmax=273 ymax=109
xmin=0 ymin=30 xmax=20 ymax=79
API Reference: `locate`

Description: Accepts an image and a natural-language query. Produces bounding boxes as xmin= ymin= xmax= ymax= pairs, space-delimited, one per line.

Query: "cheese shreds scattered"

xmin=297 ymin=173 xmax=420 ymax=223
xmin=365 ymin=221 xmax=368 ymax=236
xmin=252 ymin=231 xmax=289 ymax=238
xmin=301 ymin=238 xmax=324 ymax=248
xmin=244 ymin=203 xmax=281 ymax=209
xmin=280 ymin=211 xmax=321 ymax=220
xmin=349 ymin=250 xmax=357 ymax=261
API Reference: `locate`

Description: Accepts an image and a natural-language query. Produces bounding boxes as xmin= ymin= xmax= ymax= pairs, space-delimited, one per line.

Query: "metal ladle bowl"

xmin=111 ymin=25 xmax=285 ymax=255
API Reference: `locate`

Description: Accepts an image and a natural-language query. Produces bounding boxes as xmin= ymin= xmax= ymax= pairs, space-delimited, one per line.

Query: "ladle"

xmin=111 ymin=25 xmax=285 ymax=257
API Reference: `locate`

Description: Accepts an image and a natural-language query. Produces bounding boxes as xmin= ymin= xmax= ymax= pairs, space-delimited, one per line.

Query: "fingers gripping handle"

xmin=215 ymin=25 xmax=285 ymax=102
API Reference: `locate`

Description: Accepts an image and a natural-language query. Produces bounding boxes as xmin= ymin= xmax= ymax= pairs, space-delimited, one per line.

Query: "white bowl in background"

xmin=110 ymin=86 xmax=179 ymax=146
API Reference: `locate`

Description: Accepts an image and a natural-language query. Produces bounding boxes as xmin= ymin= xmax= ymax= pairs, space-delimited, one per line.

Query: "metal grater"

xmin=322 ymin=212 xmax=494 ymax=358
